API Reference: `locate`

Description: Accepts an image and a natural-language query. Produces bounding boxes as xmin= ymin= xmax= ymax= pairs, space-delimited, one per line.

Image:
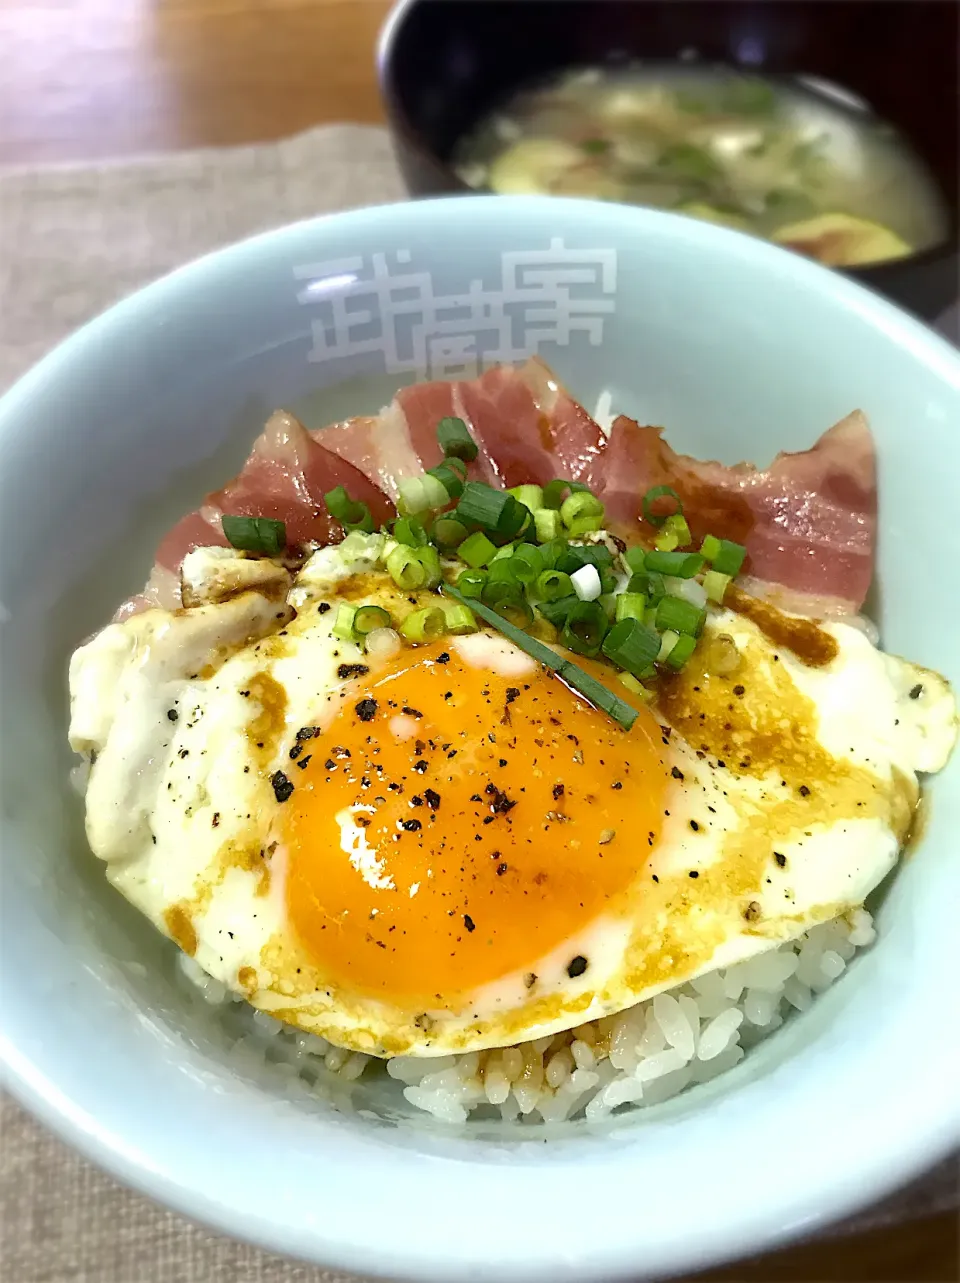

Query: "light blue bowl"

xmin=1 ymin=197 xmax=958 ymax=1282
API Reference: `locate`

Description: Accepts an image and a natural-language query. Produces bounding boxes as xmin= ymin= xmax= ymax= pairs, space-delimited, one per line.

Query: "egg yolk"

xmin=284 ymin=641 xmax=668 ymax=1007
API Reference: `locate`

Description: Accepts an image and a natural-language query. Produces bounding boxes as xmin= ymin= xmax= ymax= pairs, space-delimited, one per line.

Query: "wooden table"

xmin=1 ymin=1 xmax=956 ymax=1279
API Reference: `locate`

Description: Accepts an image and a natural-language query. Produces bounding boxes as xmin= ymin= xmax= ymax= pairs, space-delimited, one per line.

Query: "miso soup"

xmin=454 ymin=65 xmax=948 ymax=267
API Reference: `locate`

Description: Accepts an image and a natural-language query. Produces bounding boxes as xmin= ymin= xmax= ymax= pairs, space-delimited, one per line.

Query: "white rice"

xmin=177 ymin=908 xmax=875 ymax=1125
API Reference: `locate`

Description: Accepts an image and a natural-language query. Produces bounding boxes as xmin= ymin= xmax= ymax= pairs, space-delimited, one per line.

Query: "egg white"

xmin=69 ymin=536 xmax=957 ymax=1056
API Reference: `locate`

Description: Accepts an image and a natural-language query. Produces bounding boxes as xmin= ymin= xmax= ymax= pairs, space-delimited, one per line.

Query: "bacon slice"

xmin=155 ymin=410 xmax=394 ymax=576
xmin=139 ymin=361 xmax=874 ymax=624
xmin=597 ymin=410 xmax=876 ymax=615
xmin=313 ymin=358 xmax=607 ymax=495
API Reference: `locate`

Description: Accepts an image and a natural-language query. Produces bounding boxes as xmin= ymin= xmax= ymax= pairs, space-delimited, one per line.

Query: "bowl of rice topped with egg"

xmin=1 ymin=195 xmax=958 ymax=1281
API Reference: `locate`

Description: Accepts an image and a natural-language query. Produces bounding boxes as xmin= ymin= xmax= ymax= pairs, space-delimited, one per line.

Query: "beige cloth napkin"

xmin=0 ymin=124 xmax=956 ymax=1283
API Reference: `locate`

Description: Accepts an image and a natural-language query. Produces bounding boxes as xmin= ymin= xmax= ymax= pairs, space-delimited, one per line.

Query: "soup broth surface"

xmin=454 ymin=65 xmax=948 ymax=267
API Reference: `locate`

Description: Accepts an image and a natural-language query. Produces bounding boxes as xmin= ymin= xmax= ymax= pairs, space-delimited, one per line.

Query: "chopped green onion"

xmin=426 ymin=461 xmax=465 ymax=501
xmin=399 ymin=607 xmax=446 ymax=644
xmin=657 ymin=629 xmax=680 ymax=663
xmin=556 ymin=543 xmax=614 ymax=576
xmin=423 ymin=474 xmax=451 ymax=510
xmin=700 ymin=534 xmax=722 ymax=562
xmin=437 ymin=416 xmax=478 ymax=462
xmin=492 ymin=596 xmax=534 ymax=629
xmin=655 ymin=527 xmax=680 ymax=552
xmin=642 ymin=485 xmax=683 ymax=528
xmin=664 ymin=513 xmax=692 ymax=546
xmin=456 ymin=482 xmax=510 ymax=532
xmin=444 ymin=604 xmax=478 ymax=635
xmin=655 ymin=595 xmax=706 ymax=637
xmin=665 ymin=575 xmax=708 ymax=609
xmin=482 ymin=576 xmax=533 ymax=627
xmin=700 ymin=533 xmax=746 ymax=577
xmin=458 ymin=530 xmax=496 ymax=568
xmin=432 ymin=517 xmax=468 ymax=550
xmin=482 ymin=575 xmax=522 ymax=605
xmin=534 ymin=509 xmax=561 ymax=542
xmin=443 ymin=584 xmax=637 ymax=731
xmin=711 ymin=538 xmax=747 ymax=577
xmin=323 ymin=487 xmax=375 ymax=534
xmin=663 ymin=633 xmax=697 ymax=671
xmin=615 ymin=592 xmax=647 ymax=622
xmin=703 ymin=570 xmax=732 ymax=603
xmin=644 ymin=550 xmax=704 ymax=578
xmin=508 ymin=484 xmax=544 ymax=512
xmin=413 ymin=545 xmax=442 ymax=589
xmin=511 ymin=544 xmax=544 ymax=585
xmin=221 ymin=515 xmax=287 ymax=556
xmin=354 ymin=605 xmax=391 ymax=636
xmin=536 ymin=569 xmax=574 ymax=602
xmin=487 ymin=558 xmax=521 ymax=586
xmin=393 ymin=516 xmax=429 ymax=548
xmin=562 ymin=600 xmax=608 ymax=657
xmin=618 ymin=671 xmax=647 ymax=697
xmin=599 ymin=570 xmax=618 ymax=596
xmin=560 ymin=491 xmax=604 ymax=536
xmin=628 ymin=569 xmax=665 ymax=603
xmin=538 ymin=538 xmax=566 ymax=569
xmin=570 ymin=563 xmax=602 ymax=602
xmin=386 ymin=545 xmax=427 ymax=590
xmin=644 ymin=606 xmax=659 ymax=628
xmin=497 ymin=496 xmax=533 ymax=542
xmin=542 ymin=479 xmax=590 ymax=510
xmin=457 ymin=568 xmax=487 ymax=598
xmin=397 ymin=477 xmax=430 ymax=515
xmin=601 ymin=617 xmax=662 ymax=675
xmin=599 ymin=593 xmax=618 ymax=621
xmin=332 ymin=603 xmax=358 ymax=641
xmin=537 ymin=595 xmax=579 ymax=626
xmin=623 ymin=546 xmax=648 ymax=574
xmin=490 ymin=542 xmax=517 ymax=563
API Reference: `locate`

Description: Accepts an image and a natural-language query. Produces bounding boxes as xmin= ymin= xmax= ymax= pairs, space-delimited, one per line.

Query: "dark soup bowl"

xmin=379 ymin=0 xmax=959 ymax=322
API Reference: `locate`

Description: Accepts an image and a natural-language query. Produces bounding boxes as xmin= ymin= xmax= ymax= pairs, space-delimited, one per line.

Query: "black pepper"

xmin=566 ymin=955 xmax=588 ymax=979
xmin=424 ymin=788 xmax=441 ymax=811
xmin=463 ymin=914 xmax=476 ymax=933
xmin=338 ymin=663 xmax=369 ymax=680
xmin=400 ymin=818 xmax=422 ymax=832
xmin=355 ymin=698 xmax=378 ymax=722
xmin=271 ymin=771 xmax=294 ymax=803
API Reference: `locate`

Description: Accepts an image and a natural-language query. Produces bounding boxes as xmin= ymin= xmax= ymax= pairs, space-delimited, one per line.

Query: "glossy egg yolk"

xmin=284 ymin=641 xmax=668 ymax=1006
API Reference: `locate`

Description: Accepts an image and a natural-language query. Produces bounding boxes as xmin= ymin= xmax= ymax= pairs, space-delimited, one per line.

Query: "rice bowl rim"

xmin=1 ymin=196 xmax=958 ymax=1282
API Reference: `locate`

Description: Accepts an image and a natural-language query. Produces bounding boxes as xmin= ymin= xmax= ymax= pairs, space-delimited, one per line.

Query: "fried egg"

xmin=68 ymin=537 xmax=957 ymax=1057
